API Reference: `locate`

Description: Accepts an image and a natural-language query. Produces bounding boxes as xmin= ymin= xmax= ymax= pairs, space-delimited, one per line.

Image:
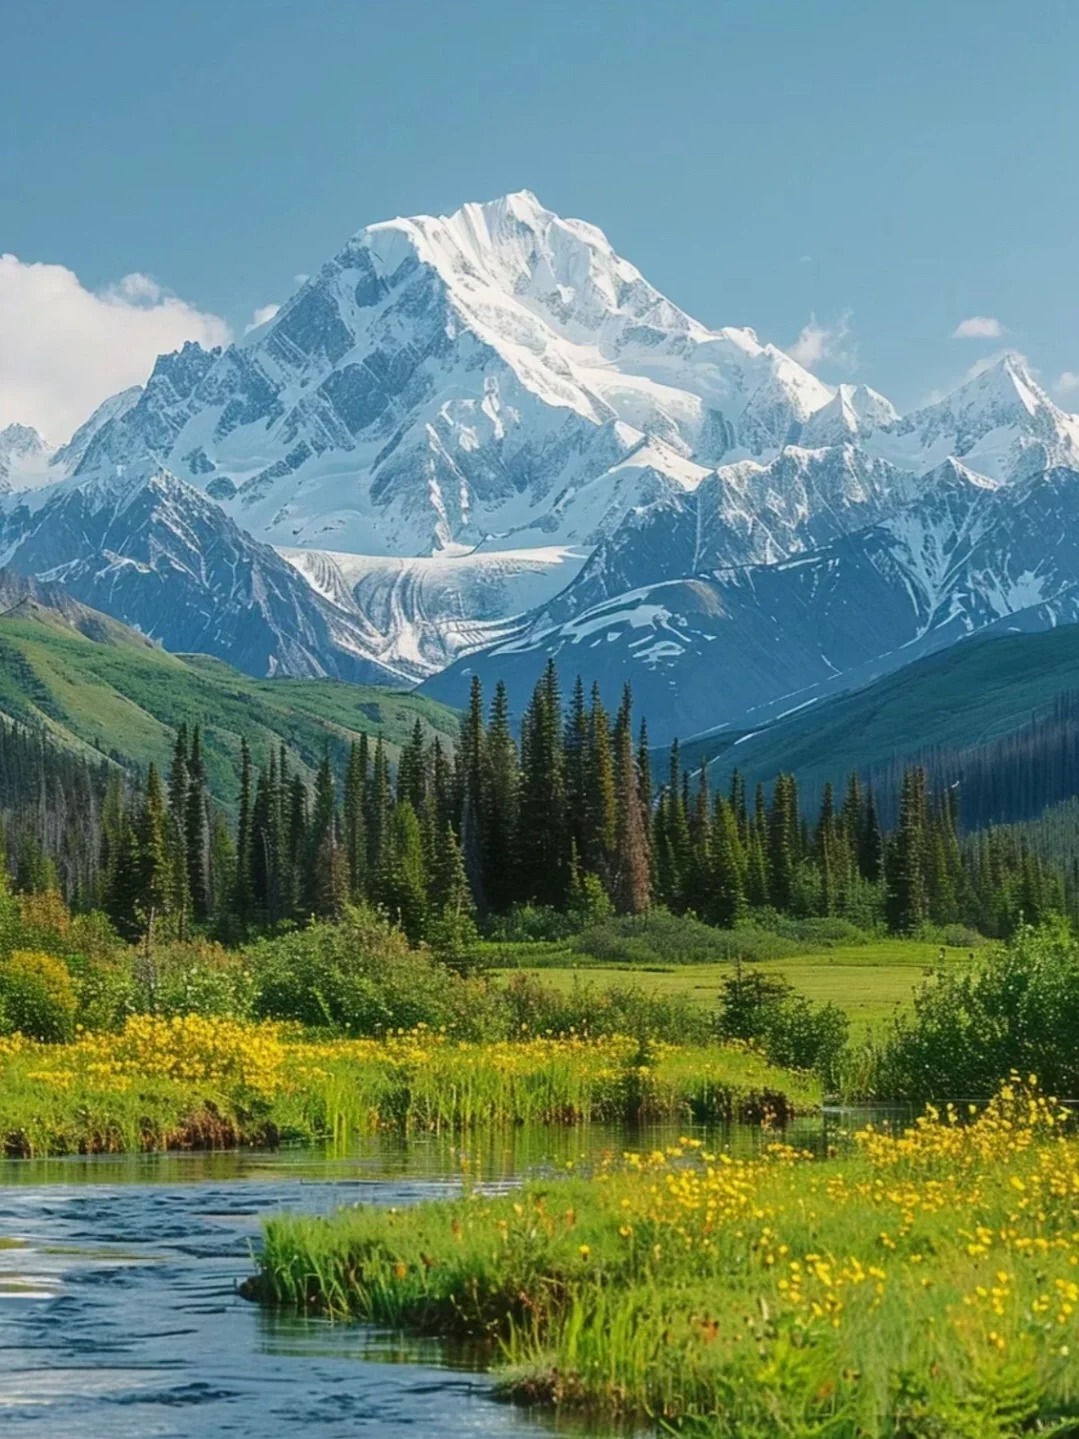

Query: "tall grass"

xmin=0 ymin=1020 xmax=816 ymax=1156
xmin=254 ymin=1079 xmax=1079 ymax=1436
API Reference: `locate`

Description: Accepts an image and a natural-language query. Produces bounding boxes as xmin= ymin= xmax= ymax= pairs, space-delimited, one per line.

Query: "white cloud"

xmin=0 ymin=254 xmax=231 ymax=443
xmin=1055 ymin=371 xmax=1079 ymax=397
xmin=788 ymin=312 xmax=855 ymax=371
xmin=293 ymin=273 xmax=309 ymax=285
xmin=952 ymin=315 xmax=1006 ymax=340
xmin=245 ymin=303 xmax=281 ymax=334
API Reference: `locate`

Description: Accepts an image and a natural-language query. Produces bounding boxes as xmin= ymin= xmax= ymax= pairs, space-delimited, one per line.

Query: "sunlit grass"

xmin=0 ymin=1019 xmax=816 ymax=1156
xmin=511 ymin=941 xmax=949 ymax=1039
xmin=255 ymin=1078 xmax=1079 ymax=1435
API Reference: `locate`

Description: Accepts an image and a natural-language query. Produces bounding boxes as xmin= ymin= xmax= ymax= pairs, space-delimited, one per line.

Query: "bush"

xmin=0 ymin=949 xmax=78 ymax=1041
xmin=249 ymin=906 xmax=507 ymax=1038
xmin=912 ymin=922 xmax=986 ymax=950
xmin=743 ymin=910 xmax=873 ymax=946
xmin=499 ymin=972 xmax=713 ymax=1045
xmin=858 ymin=921 xmax=1079 ymax=1101
xmin=716 ymin=967 xmax=849 ymax=1088
xmin=572 ymin=911 xmax=803 ymax=967
xmin=485 ymin=904 xmax=582 ymax=944
xmin=147 ymin=940 xmax=257 ymax=1019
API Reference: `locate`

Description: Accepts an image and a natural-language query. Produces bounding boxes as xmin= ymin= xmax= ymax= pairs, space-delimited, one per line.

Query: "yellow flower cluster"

xmin=560 ymin=1076 xmax=1079 ymax=1364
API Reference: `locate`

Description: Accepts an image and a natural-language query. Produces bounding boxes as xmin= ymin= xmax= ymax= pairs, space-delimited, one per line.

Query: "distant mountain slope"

xmin=0 ymin=570 xmax=457 ymax=803
xmin=685 ymin=622 xmax=1079 ymax=810
xmin=0 ymin=467 xmax=407 ymax=685
xmin=425 ymin=462 xmax=1079 ymax=741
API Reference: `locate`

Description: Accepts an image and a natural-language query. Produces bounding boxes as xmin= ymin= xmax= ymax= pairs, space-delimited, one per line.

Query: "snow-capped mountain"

xmin=424 ymin=459 xmax=1079 ymax=741
xmin=7 ymin=191 xmax=1079 ymax=721
xmin=0 ymin=466 xmax=402 ymax=684
xmin=0 ymin=425 xmax=53 ymax=491
xmin=70 ymin=189 xmax=828 ymax=562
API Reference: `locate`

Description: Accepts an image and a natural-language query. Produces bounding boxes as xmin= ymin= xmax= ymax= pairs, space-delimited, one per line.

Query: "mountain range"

xmin=6 ymin=190 xmax=1079 ymax=743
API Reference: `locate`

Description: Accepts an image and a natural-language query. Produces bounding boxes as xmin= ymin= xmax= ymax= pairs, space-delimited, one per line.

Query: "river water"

xmin=0 ymin=1118 xmax=837 ymax=1438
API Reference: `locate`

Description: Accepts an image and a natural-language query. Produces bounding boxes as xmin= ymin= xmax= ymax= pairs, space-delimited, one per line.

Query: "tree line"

xmin=0 ymin=663 xmax=1069 ymax=943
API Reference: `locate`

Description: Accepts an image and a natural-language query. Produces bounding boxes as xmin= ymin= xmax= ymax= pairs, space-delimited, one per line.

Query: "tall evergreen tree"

xmin=382 ymin=801 xmax=428 ymax=943
xmin=767 ymin=774 xmax=798 ymax=913
xmin=184 ymin=726 xmax=211 ymax=922
xmin=710 ymin=795 xmax=748 ymax=927
xmin=482 ymin=681 xmax=519 ymax=912
xmin=138 ymin=763 xmax=171 ymax=929
xmin=582 ymin=684 xmax=617 ymax=885
xmin=517 ymin=660 xmax=569 ymax=906
xmin=611 ymin=706 xmax=651 ymax=914
xmin=888 ymin=766 xmax=929 ymax=932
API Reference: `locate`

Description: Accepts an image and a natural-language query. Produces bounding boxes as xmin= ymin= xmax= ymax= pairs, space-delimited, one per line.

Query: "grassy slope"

xmin=505 ymin=940 xmax=947 ymax=1038
xmin=676 ymin=623 xmax=1079 ymax=793
xmin=0 ymin=608 xmax=458 ymax=803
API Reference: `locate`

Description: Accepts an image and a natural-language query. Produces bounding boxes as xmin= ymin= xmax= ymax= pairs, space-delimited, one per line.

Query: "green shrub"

xmin=249 ymin=906 xmax=508 ymax=1038
xmin=742 ymin=910 xmax=873 ymax=946
xmin=148 ymin=940 xmax=257 ymax=1019
xmin=572 ymin=911 xmax=805 ymax=967
xmin=912 ymin=921 xmax=986 ymax=950
xmin=716 ymin=968 xmax=849 ymax=1088
xmin=484 ymin=903 xmax=582 ymax=943
xmin=857 ymin=921 xmax=1079 ymax=1101
xmin=499 ymin=972 xmax=712 ymax=1045
xmin=0 ymin=949 xmax=78 ymax=1041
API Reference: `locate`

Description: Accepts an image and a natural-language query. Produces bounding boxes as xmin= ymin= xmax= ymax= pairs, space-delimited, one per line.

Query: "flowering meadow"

xmin=255 ymin=1079 xmax=1079 ymax=1436
xmin=0 ymin=1015 xmax=815 ymax=1155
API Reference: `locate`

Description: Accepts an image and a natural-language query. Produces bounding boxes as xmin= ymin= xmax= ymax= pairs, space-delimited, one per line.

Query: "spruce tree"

xmin=767 ymin=774 xmax=798 ymax=913
xmin=233 ymin=738 xmax=254 ymax=926
xmin=888 ymin=767 xmax=929 ymax=933
xmin=710 ymin=795 xmax=748 ymax=927
xmin=582 ymin=684 xmax=617 ymax=885
xmin=517 ymin=660 xmax=569 ymax=906
xmin=383 ymin=801 xmax=428 ymax=943
xmin=636 ymin=718 xmax=653 ymax=814
xmin=611 ymin=709 xmax=651 ymax=914
xmin=366 ymin=738 xmax=393 ymax=887
xmin=138 ymin=763 xmax=172 ymax=929
xmin=184 ymin=726 xmax=211 ymax=923
xmin=343 ymin=740 xmax=367 ymax=903
xmin=859 ymin=787 xmax=884 ymax=884
xmin=482 ymin=681 xmax=519 ymax=911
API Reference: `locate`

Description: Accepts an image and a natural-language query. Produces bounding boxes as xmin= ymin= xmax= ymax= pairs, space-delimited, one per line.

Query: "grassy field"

xmin=502 ymin=940 xmax=949 ymax=1038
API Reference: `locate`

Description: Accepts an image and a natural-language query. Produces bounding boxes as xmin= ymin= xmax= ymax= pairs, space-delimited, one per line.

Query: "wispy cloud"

xmin=952 ymin=315 xmax=1005 ymax=340
xmin=0 ymin=254 xmax=230 ymax=443
xmin=245 ymin=303 xmax=281 ymax=334
xmin=1055 ymin=371 xmax=1079 ymax=398
xmin=788 ymin=312 xmax=855 ymax=371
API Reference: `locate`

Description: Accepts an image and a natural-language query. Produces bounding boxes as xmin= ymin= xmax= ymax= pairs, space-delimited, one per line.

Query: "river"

xmin=0 ymin=1117 xmax=838 ymax=1437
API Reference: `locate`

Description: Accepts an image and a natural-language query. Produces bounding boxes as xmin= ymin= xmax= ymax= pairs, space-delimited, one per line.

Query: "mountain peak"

xmin=0 ymin=423 xmax=49 ymax=456
xmin=0 ymin=424 xmax=54 ymax=491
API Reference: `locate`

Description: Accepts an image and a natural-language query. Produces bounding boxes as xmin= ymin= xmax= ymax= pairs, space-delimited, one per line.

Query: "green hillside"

xmin=685 ymin=625 xmax=1079 ymax=798
xmin=0 ymin=600 xmax=458 ymax=803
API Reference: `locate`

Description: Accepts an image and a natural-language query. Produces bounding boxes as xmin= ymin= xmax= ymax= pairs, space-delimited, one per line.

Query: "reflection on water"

xmin=0 ymin=1115 xmax=854 ymax=1438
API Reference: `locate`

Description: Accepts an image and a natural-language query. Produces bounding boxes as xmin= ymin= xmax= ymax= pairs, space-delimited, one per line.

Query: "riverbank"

xmin=0 ymin=1017 xmax=818 ymax=1157
xmin=252 ymin=1079 xmax=1079 ymax=1435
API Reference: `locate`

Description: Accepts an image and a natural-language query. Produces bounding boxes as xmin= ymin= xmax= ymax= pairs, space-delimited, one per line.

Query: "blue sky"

xmin=4 ymin=0 xmax=1079 ymax=437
